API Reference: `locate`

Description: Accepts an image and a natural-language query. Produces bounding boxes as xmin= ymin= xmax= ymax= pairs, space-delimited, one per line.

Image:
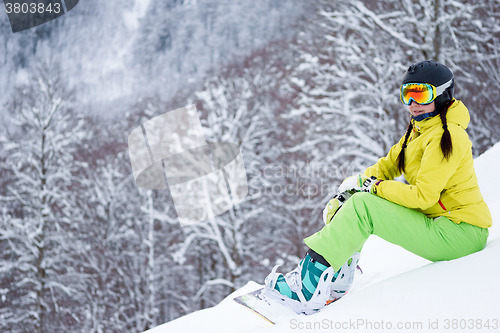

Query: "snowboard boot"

xmin=263 ymin=250 xmax=360 ymax=314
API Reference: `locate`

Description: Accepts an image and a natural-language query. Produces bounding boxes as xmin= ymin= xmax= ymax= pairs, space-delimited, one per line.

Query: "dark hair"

xmin=397 ymin=121 xmax=413 ymax=173
xmin=396 ymin=100 xmax=454 ymax=173
xmin=438 ymin=100 xmax=454 ymax=160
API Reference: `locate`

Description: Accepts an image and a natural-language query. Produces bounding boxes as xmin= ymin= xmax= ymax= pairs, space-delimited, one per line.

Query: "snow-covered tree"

xmin=0 ymin=61 xmax=87 ymax=332
xmin=71 ymin=155 xmax=137 ymax=333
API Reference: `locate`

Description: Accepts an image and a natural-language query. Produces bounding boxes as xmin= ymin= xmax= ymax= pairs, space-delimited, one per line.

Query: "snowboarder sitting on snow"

xmin=262 ymin=60 xmax=492 ymax=314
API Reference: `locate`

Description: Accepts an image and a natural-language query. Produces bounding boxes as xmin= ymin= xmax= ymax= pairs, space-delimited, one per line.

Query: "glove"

xmin=322 ymin=190 xmax=355 ymax=225
xmin=338 ymin=174 xmax=381 ymax=194
xmin=360 ymin=175 xmax=379 ymax=193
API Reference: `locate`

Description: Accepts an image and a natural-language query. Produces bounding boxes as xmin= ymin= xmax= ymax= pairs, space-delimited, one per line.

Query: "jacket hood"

xmin=412 ymin=99 xmax=470 ymax=132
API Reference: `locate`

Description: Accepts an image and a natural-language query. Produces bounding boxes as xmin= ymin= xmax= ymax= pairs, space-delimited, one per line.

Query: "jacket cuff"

xmin=372 ymin=180 xmax=384 ymax=195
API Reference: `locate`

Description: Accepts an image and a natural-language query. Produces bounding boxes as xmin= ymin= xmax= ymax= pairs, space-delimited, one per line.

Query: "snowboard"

xmin=233 ymin=288 xmax=298 ymax=324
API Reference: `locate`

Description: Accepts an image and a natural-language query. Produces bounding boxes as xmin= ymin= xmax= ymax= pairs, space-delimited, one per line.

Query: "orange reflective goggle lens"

xmin=400 ymin=83 xmax=436 ymax=105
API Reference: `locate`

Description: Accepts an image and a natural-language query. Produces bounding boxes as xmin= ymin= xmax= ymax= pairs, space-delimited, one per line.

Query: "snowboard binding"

xmin=263 ymin=252 xmax=361 ymax=315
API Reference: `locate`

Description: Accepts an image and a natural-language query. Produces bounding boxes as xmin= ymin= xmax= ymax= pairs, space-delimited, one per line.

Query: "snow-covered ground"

xmin=146 ymin=142 xmax=500 ymax=333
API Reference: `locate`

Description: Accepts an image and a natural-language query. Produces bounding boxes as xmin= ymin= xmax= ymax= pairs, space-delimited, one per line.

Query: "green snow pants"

xmin=304 ymin=192 xmax=489 ymax=272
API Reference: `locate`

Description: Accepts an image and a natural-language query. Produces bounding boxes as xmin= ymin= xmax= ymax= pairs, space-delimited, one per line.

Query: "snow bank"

xmin=146 ymin=142 xmax=500 ymax=333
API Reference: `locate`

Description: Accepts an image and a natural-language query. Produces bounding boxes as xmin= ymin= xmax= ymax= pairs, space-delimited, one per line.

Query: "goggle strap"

xmin=435 ymin=78 xmax=453 ymax=97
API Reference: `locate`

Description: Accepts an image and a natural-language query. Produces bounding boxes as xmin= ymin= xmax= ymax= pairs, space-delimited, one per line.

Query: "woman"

xmin=263 ymin=60 xmax=492 ymax=314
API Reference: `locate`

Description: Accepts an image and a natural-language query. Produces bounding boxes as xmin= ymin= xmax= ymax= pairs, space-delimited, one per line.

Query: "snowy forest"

xmin=1 ymin=0 xmax=500 ymax=332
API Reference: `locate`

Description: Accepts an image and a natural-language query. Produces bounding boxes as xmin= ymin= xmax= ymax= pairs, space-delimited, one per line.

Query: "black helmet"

xmin=402 ymin=60 xmax=454 ymax=112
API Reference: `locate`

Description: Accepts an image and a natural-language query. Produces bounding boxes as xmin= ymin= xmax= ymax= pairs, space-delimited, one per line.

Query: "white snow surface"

xmin=146 ymin=142 xmax=500 ymax=333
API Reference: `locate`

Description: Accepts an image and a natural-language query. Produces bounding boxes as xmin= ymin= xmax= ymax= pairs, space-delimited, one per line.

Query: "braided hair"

xmin=397 ymin=122 xmax=413 ymax=173
xmin=439 ymin=100 xmax=454 ymax=160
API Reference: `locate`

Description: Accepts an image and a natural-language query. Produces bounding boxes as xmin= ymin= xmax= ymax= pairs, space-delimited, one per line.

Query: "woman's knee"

xmin=342 ymin=192 xmax=389 ymax=222
xmin=337 ymin=192 xmax=373 ymax=220
xmin=345 ymin=192 xmax=372 ymax=210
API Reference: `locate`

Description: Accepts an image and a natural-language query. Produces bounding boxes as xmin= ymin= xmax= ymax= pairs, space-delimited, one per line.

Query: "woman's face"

xmin=408 ymin=100 xmax=436 ymax=117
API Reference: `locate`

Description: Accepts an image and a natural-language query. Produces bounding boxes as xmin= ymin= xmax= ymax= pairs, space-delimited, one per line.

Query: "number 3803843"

xmin=5 ymin=2 xmax=61 ymax=14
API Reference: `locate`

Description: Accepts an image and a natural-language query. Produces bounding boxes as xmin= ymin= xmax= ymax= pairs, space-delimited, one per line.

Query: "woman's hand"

xmin=338 ymin=174 xmax=380 ymax=194
xmin=322 ymin=190 xmax=354 ymax=224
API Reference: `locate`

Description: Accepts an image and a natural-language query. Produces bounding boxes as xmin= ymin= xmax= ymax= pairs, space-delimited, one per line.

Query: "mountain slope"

xmin=146 ymin=141 xmax=500 ymax=333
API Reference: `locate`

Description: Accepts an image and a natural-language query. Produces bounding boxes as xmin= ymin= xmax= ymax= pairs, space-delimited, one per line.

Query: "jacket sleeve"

xmin=373 ymin=127 xmax=469 ymax=210
xmin=363 ymin=136 xmax=404 ymax=181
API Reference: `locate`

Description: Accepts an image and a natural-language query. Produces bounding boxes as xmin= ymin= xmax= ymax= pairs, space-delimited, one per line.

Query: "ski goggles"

xmin=400 ymin=78 xmax=453 ymax=105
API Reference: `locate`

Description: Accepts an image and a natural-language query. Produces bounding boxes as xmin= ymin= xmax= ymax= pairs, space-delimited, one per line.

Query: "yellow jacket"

xmin=364 ymin=100 xmax=492 ymax=228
